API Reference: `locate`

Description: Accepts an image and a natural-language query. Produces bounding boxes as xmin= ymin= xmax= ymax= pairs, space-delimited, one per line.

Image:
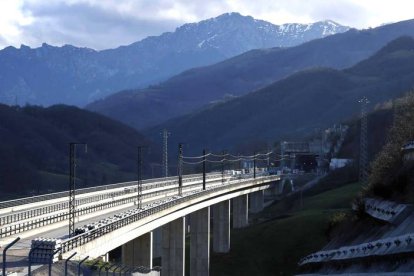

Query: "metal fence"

xmin=0 ymin=173 xmax=222 ymax=226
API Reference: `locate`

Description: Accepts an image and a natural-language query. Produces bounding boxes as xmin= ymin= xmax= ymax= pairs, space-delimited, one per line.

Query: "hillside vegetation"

xmin=209 ymin=92 xmax=414 ymax=274
xmin=148 ymin=36 xmax=414 ymax=154
xmin=210 ymin=182 xmax=362 ymax=275
xmin=0 ymin=104 xmax=155 ymax=200
xmin=337 ymin=106 xmax=394 ymax=161
xmin=88 ymin=19 xmax=414 ymax=130
xmin=364 ymin=93 xmax=414 ymax=201
xmin=209 ymin=92 xmax=414 ymax=275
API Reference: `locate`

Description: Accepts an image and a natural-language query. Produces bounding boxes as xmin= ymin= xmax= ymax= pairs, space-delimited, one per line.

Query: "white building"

xmin=329 ymin=158 xmax=353 ymax=170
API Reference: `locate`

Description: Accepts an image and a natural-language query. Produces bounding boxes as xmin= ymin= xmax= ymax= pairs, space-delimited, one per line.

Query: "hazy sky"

xmin=1 ymin=0 xmax=414 ymax=50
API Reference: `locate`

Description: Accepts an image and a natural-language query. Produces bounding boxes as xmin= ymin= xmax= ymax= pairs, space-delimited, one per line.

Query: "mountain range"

xmin=145 ymin=36 xmax=414 ymax=154
xmin=0 ymin=13 xmax=348 ymax=107
xmin=88 ymin=19 xmax=414 ymax=130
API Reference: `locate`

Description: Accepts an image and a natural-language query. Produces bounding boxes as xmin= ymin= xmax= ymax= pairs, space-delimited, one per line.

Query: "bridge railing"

xmin=0 ymin=173 xmax=222 ymax=226
xmin=0 ymin=173 xmax=225 ymax=238
xmin=0 ymin=173 xmax=209 ymax=210
xmin=60 ymin=175 xmax=277 ymax=253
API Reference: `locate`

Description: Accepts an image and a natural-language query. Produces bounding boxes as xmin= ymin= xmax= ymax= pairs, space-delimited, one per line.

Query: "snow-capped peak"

xmin=171 ymin=13 xmax=350 ymax=52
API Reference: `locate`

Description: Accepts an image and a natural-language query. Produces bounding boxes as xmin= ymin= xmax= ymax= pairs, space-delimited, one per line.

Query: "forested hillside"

xmin=148 ymin=37 xmax=414 ymax=154
xmin=88 ymin=19 xmax=414 ymax=130
xmin=0 ymin=104 xmax=156 ymax=200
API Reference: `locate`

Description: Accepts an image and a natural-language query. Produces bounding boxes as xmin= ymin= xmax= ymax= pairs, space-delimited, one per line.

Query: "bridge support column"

xmin=185 ymin=215 xmax=190 ymax=234
xmin=250 ymin=190 xmax=264 ymax=213
xmin=153 ymin=227 xmax=162 ymax=259
xmin=232 ymin=195 xmax=248 ymax=228
xmin=162 ymin=217 xmax=185 ymax=276
xmin=190 ymin=207 xmax=210 ymax=276
xmin=213 ymin=200 xmax=230 ymax=253
xmin=122 ymin=232 xmax=153 ymax=268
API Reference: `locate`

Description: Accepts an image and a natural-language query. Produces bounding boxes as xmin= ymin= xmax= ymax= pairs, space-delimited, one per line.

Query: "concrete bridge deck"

xmin=1 ymin=172 xmax=281 ymax=276
xmin=0 ymin=173 xmax=225 ymax=244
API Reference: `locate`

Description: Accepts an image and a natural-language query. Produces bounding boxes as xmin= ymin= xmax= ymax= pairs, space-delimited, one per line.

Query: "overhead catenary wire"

xmin=182 ymin=160 xmax=205 ymax=165
xmin=208 ymin=152 xmax=273 ymax=159
xmin=205 ymin=159 xmax=226 ymax=163
xmin=182 ymin=153 xmax=212 ymax=159
xmin=205 ymin=158 xmax=245 ymax=163
xmin=227 ymin=150 xmax=273 ymax=159
xmin=185 ymin=151 xmax=274 ymax=160
xmin=181 ymin=149 xmax=293 ymax=167
xmin=182 ymin=151 xmax=290 ymax=165
xmin=229 ymin=153 xmax=290 ymax=160
xmin=209 ymin=152 xmax=227 ymax=158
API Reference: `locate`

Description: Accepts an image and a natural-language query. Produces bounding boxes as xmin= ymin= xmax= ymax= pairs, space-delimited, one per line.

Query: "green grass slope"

xmin=210 ymin=182 xmax=362 ymax=275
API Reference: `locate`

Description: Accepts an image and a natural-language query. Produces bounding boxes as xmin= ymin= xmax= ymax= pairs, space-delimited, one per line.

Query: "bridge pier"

xmin=185 ymin=215 xmax=190 ymax=234
xmin=250 ymin=190 xmax=264 ymax=213
xmin=190 ymin=207 xmax=210 ymax=276
xmin=213 ymin=200 xmax=230 ymax=253
xmin=122 ymin=232 xmax=153 ymax=268
xmin=162 ymin=217 xmax=185 ymax=276
xmin=153 ymin=227 xmax=162 ymax=259
xmin=232 ymin=195 xmax=248 ymax=228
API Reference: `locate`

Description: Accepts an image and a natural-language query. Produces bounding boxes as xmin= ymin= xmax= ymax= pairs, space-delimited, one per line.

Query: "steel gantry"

xmin=69 ymin=143 xmax=87 ymax=238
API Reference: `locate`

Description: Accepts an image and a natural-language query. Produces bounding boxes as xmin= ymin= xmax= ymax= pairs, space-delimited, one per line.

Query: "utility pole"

xmin=137 ymin=146 xmax=145 ymax=209
xmin=178 ymin=143 xmax=183 ymax=196
xmin=202 ymin=149 xmax=206 ymax=190
xmin=68 ymin=143 xmax=87 ymax=238
xmin=267 ymin=152 xmax=270 ymax=173
xmin=253 ymin=151 xmax=256 ymax=179
xmin=319 ymin=129 xmax=324 ymax=175
xmin=359 ymin=97 xmax=369 ymax=184
xmin=161 ymin=129 xmax=170 ymax=178
xmin=221 ymin=150 xmax=226 ymax=184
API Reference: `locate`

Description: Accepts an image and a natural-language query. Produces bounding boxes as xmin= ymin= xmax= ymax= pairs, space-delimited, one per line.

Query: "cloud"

xmin=17 ymin=1 xmax=184 ymax=49
xmin=0 ymin=0 xmax=414 ymax=50
xmin=305 ymin=0 xmax=368 ymax=26
xmin=0 ymin=0 xmax=34 ymax=47
xmin=2 ymin=0 xmax=233 ymax=49
xmin=0 ymin=35 xmax=8 ymax=46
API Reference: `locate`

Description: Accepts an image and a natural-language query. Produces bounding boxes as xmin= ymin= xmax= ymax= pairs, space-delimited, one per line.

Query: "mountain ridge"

xmin=88 ymin=18 xmax=414 ymax=130
xmin=145 ymin=36 xmax=414 ymax=154
xmin=0 ymin=12 xmax=348 ymax=107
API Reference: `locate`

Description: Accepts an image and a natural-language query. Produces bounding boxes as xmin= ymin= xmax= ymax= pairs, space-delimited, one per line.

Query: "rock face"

xmin=0 ymin=13 xmax=349 ymax=106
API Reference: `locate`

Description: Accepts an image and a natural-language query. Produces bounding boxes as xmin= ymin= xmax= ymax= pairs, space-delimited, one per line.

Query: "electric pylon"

xmin=359 ymin=97 xmax=369 ymax=184
xmin=161 ymin=129 xmax=170 ymax=177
